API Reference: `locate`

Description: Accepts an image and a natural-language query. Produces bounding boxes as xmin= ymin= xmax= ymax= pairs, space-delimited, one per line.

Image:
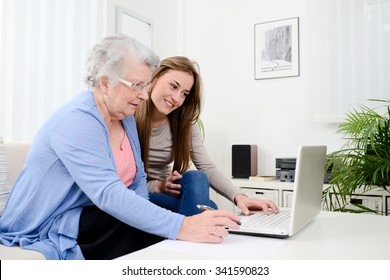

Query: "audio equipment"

xmin=276 ymin=169 xmax=295 ymax=182
xmin=232 ymin=145 xmax=257 ymax=178
xmin=276 ymin=157 xmax=332 ymax=183
xmin=276 ymin=158 xmax=296 ymax=182
xmin=275 ymin=158 xmax=296 ymax=170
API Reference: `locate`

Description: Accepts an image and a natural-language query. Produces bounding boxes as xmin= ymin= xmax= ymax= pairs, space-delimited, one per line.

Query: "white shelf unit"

xmin=330 ymin=193 xmax=383 ymax=214
xmin=229 ymin=179 xmax=390 ymax=215
xmin=387 ymin=196 xmax=390 ymax=215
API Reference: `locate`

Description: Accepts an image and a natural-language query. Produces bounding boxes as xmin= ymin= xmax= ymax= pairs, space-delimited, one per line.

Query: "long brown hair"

xmin=135 ymin=56 xmax=202 ymax=176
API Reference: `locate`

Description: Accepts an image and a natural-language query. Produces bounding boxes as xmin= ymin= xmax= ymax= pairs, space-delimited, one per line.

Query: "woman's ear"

xmin=99 ymin=76 xmax=109 ymax=92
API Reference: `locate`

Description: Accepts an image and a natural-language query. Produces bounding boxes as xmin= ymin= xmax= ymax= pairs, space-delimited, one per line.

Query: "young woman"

xmin=135 ymin=56 xmax=278 ymax=216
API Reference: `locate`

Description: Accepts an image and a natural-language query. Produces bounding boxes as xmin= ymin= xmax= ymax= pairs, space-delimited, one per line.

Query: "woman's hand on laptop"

xmin=234 ymin=194 xmax=279 ymax=215
xmin=176 ymin=210 xmax=240 ymax=243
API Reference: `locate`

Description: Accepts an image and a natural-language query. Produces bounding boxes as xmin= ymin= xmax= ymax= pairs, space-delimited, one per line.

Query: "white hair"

xmin=84 ymin=34 xmax=159 ymax=89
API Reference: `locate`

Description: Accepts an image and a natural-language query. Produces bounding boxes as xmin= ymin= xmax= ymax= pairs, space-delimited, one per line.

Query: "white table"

xmin=118 ymin=212 xmax=390 ymax=260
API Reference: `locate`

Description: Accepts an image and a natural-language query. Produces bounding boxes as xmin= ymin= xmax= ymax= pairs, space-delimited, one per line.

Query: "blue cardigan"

xmin=0 ymin=91 xmax=184 ymax=259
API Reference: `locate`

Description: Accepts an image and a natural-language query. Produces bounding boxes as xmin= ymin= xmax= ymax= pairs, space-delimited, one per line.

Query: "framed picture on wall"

xmin=254 ymin=17 xmax=299 ymax=80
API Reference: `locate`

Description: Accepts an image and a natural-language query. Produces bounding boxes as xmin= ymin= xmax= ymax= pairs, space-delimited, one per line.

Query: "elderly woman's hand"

xmin=176 ymin=210 xmax=240 ymax=243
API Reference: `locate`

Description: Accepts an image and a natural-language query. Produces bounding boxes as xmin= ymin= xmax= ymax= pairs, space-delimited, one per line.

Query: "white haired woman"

xmin=0 ymin=34 xmax=240 ymax=260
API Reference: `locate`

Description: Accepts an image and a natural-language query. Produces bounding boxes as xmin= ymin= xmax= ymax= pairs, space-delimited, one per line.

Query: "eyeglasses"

xmin=118 ymin=78 xmax=151 ymax=92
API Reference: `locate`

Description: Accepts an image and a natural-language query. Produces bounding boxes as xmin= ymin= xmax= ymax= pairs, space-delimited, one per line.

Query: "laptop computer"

xmin=229 ymin=145 xmax=327 ymax=238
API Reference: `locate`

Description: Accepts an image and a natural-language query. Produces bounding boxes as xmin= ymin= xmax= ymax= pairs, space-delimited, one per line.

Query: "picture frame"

xmin=116 ymin=6 xmax=153 ymax=48
xmin=254 ymin=17 xmax=299 ymax=80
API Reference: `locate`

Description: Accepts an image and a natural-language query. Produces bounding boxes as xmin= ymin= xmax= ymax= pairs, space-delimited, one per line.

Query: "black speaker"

xmin=232 ymin=145 xmax=257 ymax=178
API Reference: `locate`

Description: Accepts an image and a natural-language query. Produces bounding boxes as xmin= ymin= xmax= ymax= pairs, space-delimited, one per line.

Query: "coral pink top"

xmin=113 ymin=132 xmax=136 ymax=187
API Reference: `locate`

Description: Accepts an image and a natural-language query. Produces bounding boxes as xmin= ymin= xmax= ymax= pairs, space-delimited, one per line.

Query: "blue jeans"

xmin=149 ymin=170 xmax=218 ymax=216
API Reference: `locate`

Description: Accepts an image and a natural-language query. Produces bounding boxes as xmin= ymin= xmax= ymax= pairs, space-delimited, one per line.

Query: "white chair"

xmin=0 ymin=143 xmax=46 ymax=260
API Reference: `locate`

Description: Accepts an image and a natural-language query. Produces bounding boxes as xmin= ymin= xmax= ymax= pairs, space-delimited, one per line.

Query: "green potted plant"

xmin=323 ymin=99 xmax=390 ymax=214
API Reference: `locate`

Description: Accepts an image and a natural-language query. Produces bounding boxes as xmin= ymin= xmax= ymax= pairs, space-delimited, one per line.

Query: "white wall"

xmin=1 ymin=0 xmax=371 ymax=177
xmin=181 ymin=0 xmax=345 ymax=176
xmin=104 ymin=0 xmax=350 ymax=177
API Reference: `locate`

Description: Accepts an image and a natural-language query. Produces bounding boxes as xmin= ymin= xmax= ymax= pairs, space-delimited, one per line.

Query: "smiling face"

xmin=150 ymin=69 xmax=194 ymax=116
xmin=104 ymin=60 xmax=152 ymax=120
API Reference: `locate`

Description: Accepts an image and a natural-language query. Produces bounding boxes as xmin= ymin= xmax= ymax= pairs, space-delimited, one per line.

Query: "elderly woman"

xmin=0 ymin=34 xmax=240 ymax=260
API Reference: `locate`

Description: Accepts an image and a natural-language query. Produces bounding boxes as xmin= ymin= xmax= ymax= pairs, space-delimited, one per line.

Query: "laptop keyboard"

xmin=241 ymin=209 xmax=291 ymax=229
